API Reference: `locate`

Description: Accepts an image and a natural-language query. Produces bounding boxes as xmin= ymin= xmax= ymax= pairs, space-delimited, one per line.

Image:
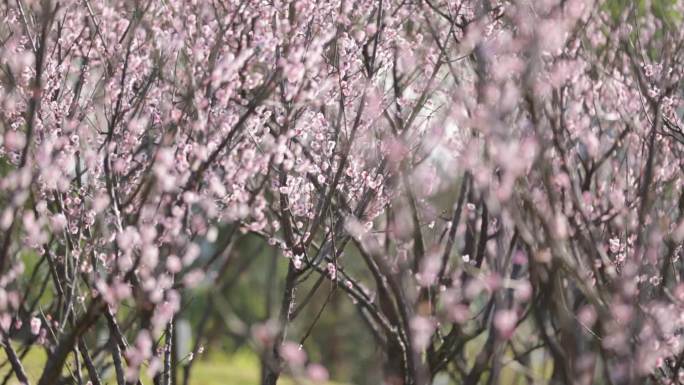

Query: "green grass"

xmin=1 ymin=331 xmax=556 ymax=385
xmin=0 ymin=345 xmax=47 ymax=384
xmin=0 ymin=345 xmax=345 ymax=385
xmin=189 ymin=350 xmax=264 ymax=385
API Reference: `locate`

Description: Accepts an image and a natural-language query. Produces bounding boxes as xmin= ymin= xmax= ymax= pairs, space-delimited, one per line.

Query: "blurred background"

xmin=0 ymin=231 xmax=386 ymax=385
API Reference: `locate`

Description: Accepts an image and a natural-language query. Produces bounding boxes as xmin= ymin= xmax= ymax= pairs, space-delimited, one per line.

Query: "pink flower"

xmin=280 ymin=341 xmax=306 ymax=367
xmin=417 ymin=256 xmax=440 ymax=287
xmin=30 ymin=317 xmax=41 ymax=335
xmin=494 ymin=310 xmax=517 ymax=339
xmin=448 ymin=304 xmax=470 ymax=324
xmin=410 ymin=316 xmax=435 ymax=350
xmin=0 ymin=314 xmax=11 ymax=333
xmin=252 ymin=322 xmax=278 ymax=347
xmin=183 ymin=244 xmax=201 ymax=266
xmin=166 ymin=255 xmax=182 ymax=273
xmin=578 ymin=305 xmax=597 ymax=327
xmin=183 ymin=269 xmax=205 ymax=288
xmin=609 ymin=238 xmax=620 ymax=253
xmin=293 ymin=254 xmax=303 ymax=270
xmin=50 ymin=214 xmax=67 ymax=233
xmin=4 ymin=131 xmax=26 ymax=151
xmin=307 ymin=364 xmax=329 ymax=382
xmin=326 ymin=263 xmax=336 ymax=280
xmin=515 ymin=282 xmax=532 ymax=302
xmin=37 ymin=328 xmax=47 ymax=345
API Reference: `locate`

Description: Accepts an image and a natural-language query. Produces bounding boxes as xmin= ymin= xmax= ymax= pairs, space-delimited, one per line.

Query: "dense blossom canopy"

xmin=0 ymin=0 xmax=684 ymax=384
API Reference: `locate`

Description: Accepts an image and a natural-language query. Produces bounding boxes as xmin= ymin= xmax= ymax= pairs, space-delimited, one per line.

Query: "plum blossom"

xmin=0 ymin=0 xmax=683 ymax=384
xmin=30 ymin=317 xmax=41 ymax=335
xmin=494 ymin=310 xmax=518 ymax=339
xmin=307 ymin=364 xmax=330 ymax=382
xmin=281 ymin=342 xmax=306 ymax=367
